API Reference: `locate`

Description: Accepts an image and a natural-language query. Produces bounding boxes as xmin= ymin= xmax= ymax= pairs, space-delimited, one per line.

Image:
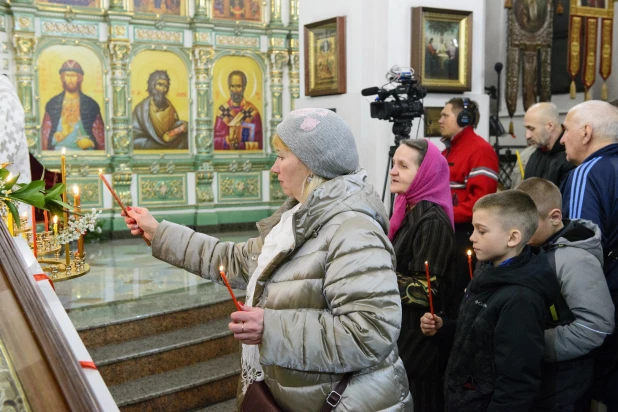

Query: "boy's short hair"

xmin=473 ymin=190 xmax=539 ymax=244
xmin=515 ymin=178 xmax=562 ymax=218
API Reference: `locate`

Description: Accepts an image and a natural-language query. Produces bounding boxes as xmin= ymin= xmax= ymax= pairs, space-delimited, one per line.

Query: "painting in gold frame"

xmin=212 ymin=55 xmax=264 ymax=152
xmin=37 ymin=45 xmax=106 ymax=153
xmin=411 ymin=7 xmax=473 ymax=93
xmin=424 ymin=107 xmax=442 ymax=137
xmin=35 ymin=0 xmax=100 ymax=8
xmin=212 ymin=0 xmax=262 ymax=22
xmin=571 ymin=0 xmax=613 ymax=18
xmin=304 ymin=16 xmax=346 ymax=97
xmin=131 ymin=0 xmax=186 ymax=16
xmin=130 ymin=50 xmax=190 ymax=152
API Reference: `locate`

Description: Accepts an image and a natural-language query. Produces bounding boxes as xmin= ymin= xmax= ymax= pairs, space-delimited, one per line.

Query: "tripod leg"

xmin=382 ymin=153 xmax=393 ymax=203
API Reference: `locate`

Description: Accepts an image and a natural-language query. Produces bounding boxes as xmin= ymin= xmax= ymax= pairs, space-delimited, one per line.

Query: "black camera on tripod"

xmin=362 ymin=66 xmax=426 ymax=138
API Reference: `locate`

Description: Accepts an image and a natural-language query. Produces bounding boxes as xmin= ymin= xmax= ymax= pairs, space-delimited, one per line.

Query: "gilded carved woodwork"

xmin=196 ymin=162 xmax=214 ymax=203
xmin=268 ymin=50 xmax=288 ymax=137
xmin=109 ymin=40 xmax=131 ymax=155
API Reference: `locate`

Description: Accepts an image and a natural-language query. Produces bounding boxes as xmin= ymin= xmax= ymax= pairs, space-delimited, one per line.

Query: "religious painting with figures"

xmin=304 ymin=16 xmax=346 ymax=97
xmin=37 ymin=45 xmax=106 ymax=152
xmin=212 ymin=0 xmax=262 ymax=22
xmin=514 ymin=0 xmax=549 ymax=33
xmin=212 ymin=56 xmax=264 ymax=152
xmin=411 ymin=7 xmax=472 ymax=92
xmin=130 ymin=51 xmax=190 ymax=152
xmin=132 ymin=0 xmax=186 ymax=15
xmin=36 ymin=0 xmax=100 ymax=9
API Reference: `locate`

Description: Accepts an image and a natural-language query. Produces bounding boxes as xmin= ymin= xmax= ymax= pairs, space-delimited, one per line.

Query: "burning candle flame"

xmin=99 ymin=169 xmax=103 ymax=174
xmin=61 ymin=148 xmax=66 ymax=156
xmin=22 ymin=211 xmax=28 ymax=218
xmin=73 ymin=185 xmax=79 ymax=195
xmin=53 ymin=215 xmax=58 ymax=223
xmin=467 ymin=249 xmax=472 ymax=256
xmin=219 ymin=265 xmax=224 ymax=272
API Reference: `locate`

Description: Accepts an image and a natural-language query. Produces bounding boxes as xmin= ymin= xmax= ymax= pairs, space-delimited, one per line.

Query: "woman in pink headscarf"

xmin=389 ymin=138 xmax=456 ymax=412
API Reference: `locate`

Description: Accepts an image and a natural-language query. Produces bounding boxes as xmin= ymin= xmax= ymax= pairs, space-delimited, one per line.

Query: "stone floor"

xmin=56 ymin=230 xmax=257 ymax=312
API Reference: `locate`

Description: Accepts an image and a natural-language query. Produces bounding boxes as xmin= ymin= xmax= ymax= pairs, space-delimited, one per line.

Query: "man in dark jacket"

xmin=518 ymin=178 xmax=615 ymax=411
xmin=560 ymin=100 xmax=618 ymax=410
xmin=523 ymin=102 xmax=574 ymax=186
xmin=421 ymin=190 xmax=560 ymax=411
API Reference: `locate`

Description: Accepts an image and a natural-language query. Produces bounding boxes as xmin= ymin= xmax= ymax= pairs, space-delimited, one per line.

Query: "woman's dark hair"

xmin=400 ymin=139 xmax=428 ymax=167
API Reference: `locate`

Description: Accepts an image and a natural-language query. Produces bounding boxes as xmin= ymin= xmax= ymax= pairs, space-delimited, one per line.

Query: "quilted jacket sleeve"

xmin=544 ymin=247 xmax=615 ymax=361
xmin=259 ymin=215 xmax=402 ymax=373
xmin=152 ymin=220 xmax=263 ymax=289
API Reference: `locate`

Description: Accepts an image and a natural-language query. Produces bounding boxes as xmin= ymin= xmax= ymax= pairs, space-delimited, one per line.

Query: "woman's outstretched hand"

xmin=121 ymin=206 xmax=159 ymax=242
xmin=229 ymin=305 xmax=265 ymax=345
xmin=420 ymin=313 xmax=443 ymax=336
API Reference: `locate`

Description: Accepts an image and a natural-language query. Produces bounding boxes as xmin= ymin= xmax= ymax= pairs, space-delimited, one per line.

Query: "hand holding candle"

xmin=99 ymin=169 xmax=151 ymax=246
xmin=219 ymin=265 xmax=242 ymax=311
xmin=467 ymin=250 xmax=474 ymax=280
xmin=425 ymin=261 xmax=434 ymax=316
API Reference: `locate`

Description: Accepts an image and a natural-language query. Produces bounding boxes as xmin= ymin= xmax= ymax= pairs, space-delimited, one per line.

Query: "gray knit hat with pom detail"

xmin=276 ymin=108 xmax=359 ymax=179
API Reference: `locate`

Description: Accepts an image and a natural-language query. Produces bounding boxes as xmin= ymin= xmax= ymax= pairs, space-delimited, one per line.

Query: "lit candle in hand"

xmin=425 ymin=261 xmax=434 ymax=316
xmin=219 ymin=265 xmax=242 ymax=311
xmin=467 ymin=250 xmax=474 ymax=280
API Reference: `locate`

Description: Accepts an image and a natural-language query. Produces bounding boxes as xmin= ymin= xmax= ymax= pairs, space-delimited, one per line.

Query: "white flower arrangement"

xmin=55 ymin=208 xmax=102 ymax=245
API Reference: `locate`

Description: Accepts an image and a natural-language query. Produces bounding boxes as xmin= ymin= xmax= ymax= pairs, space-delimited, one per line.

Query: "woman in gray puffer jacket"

xmin=123 ymin=108 xmax=413 ymax=411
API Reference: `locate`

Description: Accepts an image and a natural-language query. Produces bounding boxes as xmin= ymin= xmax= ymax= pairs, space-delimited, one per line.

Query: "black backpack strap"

xmin=546 ymin=245 xmax=576 ymax=326
xmin=320 ymin=373 xmax=354 ymax=412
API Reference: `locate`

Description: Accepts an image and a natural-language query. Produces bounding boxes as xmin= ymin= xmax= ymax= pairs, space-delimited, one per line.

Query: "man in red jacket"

xmin=439 ymin=97 xmax=499 ymax=301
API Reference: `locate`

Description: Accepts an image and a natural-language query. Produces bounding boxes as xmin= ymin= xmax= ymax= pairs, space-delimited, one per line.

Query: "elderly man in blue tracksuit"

xmin=560 ymin=100 xmax=618 ymax=411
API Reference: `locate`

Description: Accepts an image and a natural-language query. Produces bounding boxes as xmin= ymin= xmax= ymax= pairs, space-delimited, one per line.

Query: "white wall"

xmin=297 ymin=0 xmax=488 ymax=198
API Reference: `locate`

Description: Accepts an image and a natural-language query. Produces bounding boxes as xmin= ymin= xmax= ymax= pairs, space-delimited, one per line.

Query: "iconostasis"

xmin=0 ymin=0 xmax=299 ymax=228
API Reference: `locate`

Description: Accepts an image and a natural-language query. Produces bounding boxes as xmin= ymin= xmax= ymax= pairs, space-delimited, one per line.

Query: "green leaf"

xmin=2 ymin=200 xmax=19 ymax=229
xmin=3 ymin=173 xmax=20 ymax=191
xmin=46 ymin=199 xmax=73 ymax=217
xmin=10 ymin=180 xmax=46 ymax=208
xmin=0 ymin=168 xmax=10 ymax=181
xmin=44 ymin=183 xmax=66 ymax=200
xmin=11 ymin=180 xmax=45 ymax=196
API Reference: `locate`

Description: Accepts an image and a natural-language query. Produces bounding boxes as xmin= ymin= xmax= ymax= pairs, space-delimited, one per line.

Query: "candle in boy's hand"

xmin=219 ymin=265 xmax=242 ymax=311
xmin=467 ymin=250 xmax=474 ymax=280
xmin=425 ymin=261 xmax=434 ymax=316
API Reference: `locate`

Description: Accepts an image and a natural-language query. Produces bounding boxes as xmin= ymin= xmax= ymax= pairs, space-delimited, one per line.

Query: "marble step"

xmin=193 ymin=398 xmax=238 ymax=411
xmin=111 ymin=353 xmax=240 ymax=412
xmin=91 ymin=318 xmax=239 ymax=386
xmin=69 ymin=282 xmax=246 ymax=348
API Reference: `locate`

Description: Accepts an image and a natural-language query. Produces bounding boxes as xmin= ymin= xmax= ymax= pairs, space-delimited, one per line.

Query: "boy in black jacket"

xmin=421 ymin=190 xmax=560 ymax=411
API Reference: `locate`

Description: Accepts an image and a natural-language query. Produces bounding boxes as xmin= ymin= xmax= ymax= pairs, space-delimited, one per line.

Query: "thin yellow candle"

xmin=61 ymin=148 xmax=69 ymax=265
xmin=5 ymin=174 xmax=14 ymax=235
xmin=7 ymin=211 xmax=14 ymax=236
xmin=53 ymin=215 xmax=58 ymax=235
xmin=73 ymin=185 xmax=83 ymax=258
xmin=516 ymin=150 xmax=525 ymax=180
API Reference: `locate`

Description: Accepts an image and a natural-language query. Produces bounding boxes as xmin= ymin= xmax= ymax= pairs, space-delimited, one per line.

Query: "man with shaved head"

xmin=560 ymin=100 xmax=618 ymax=410
xmin=523 ymin=102 xmax=574 ymax=186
